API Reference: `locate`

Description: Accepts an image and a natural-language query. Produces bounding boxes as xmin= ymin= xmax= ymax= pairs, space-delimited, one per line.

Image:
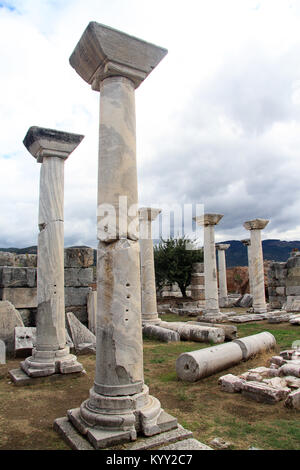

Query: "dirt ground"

xmin=0 ymin=314 xmax=299 ymax=450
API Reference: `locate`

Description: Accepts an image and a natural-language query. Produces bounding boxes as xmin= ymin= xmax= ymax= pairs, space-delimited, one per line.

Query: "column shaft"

xmin=218 ymin=250 xmax=228 ymax=304
xmin=250 ymin=229 xmax=267 ymax=313
xmin=204 ymin=225 xmax=219 ymax=313
xmin=95 ymin=76 xmax=144 ymax=396
xmin=36 ymin=157 xmax=65 ymax=350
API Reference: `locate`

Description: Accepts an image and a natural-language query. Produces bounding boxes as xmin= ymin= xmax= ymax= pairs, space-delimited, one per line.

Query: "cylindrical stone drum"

xmin=176 ymin=342 xmax=243 ymax=382
xmin=233 ymin=332 xmax=276 ymax=360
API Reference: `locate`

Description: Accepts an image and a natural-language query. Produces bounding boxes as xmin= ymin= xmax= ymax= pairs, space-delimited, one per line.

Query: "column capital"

xmin=139 ymin=207 xmax=161 ymax=222
xmin=241 ymin=238 xmax=251 ymax=247
xmin=23 ymin=127 xmax=84 ymax=163
xmin=216 ymin=243 xmax=230 ymax=251
xmin=243 ymin=218 xmax=269 ymax=231
xmin=69 ymin=22 xmax=168 ymax=91
xmin=194 ymin=213 xmax=223 ymax=226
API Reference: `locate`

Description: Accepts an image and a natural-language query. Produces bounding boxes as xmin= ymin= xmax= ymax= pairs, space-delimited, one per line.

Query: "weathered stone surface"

xmin=209 ymin=437 xmax=231 ymax=449
xmin=244 ymin=219 xmax=269 ymax=313
xmin=0 ymin=252 xmax=15 ymax=267
xmin=194 ymin=214 xmax=223 ymax=317
xmin=241 ymin=381 xmax=290 ymax=404
xmin=1 ymin=287 xmax=37 ymax=308
xmin=216 ymin=244 xmax=230 ymax=307
xmin=283 ymin=376 xmax=300 ymax=388
xmin=280 ymin=349 xmax=295 ymax=360
xmin=66 ymin=312 xmax=96 ymax=352
xmin=14 ymin=326 xmax=73 ymax=357
xmin=270 ymin=356 xmax=286 ymax=367
xmin=143 ymin=324 xmax=180 ymax=342
xmin=233 ymin=332 xmax=276 ymax=360
xmin=239 ymin=294 xmax=253 ymax=308
xmin=263 ymin=377 xmax=288 ymax=389
xmin=159 ymin=438 xmax=212 ymax=451
xmin=176 ymin=342 xmax=243 ymax=382
xmin=15 ymin=254 xmax=37 ymax=267
xmin=0 ymin=267 xmax=36 ymax=288
xmin=139 ymin=207 xmax=161 ymax=324
xmin=279 ymin=363 xmax=300 ymax=378
xmin=290 ymin=315 xmax=300 ymax=325
xmin=64 ymin=247 xmax=94 ymax=268
xmin=229 ymin=314 xmax=266 ymax=323
xmin=14 ymin=327 xmax=36 ymax=356
xmin=64 ymin=287 xmax=90 ymax=306
xmin=20 ymin=126 xmax=84 ymax=379
xmin=65 ymin=306 xmax=87 ymax=324
xmin=285 ymin=389 xmax=300 ymax=409
xmin=54 ymin=417 xmax=192 ymax=451
xmin=64 ymin=268 xmax=93 ymax=287
xmin=160 ymin=321 xmax=225 ymax=344
xmin=69 ymin=22 xmax=168 ymax=90
xmin=0 ymin=301 xmax=24 ymax=352
xmin=191 ymin=321 xmax=238 ymax=340
xmin=87 ymin=289 xmax=97 ymax=334
xmin=218 ymin=374 xmax=245 ymax=393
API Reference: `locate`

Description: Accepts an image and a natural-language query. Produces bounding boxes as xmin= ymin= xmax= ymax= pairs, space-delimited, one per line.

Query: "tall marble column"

xmin=139 ymin=207 xmax=161 ymax=325
xmin=216 ymin=243 xmax=230 ymax=307
xmin=194 ymin=214 xmax=226 ymax=320
xmin=243 ymin=219 xmax=269 ymax=313
xmin=56 ymin=22 xmax=177 ymax=449
xmin=21 ymin=127 xmax=84 ymax=377
xmin=241 ymin=238 xmax=253 ymax=296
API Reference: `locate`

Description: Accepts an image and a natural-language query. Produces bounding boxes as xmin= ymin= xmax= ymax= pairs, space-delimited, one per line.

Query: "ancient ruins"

xmin=0 ymin=18 xmax=300 ymax=453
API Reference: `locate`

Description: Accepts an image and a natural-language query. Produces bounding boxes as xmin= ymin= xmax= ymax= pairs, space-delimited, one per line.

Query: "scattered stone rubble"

xmin=176 ymin=332 xmax=276 ymax=382
xmin=219 ymin=348 xmax=300 ymax=409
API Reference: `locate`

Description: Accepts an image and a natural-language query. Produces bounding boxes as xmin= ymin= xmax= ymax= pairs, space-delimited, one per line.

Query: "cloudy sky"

xmin=1 ymin=0 xmax=300 ymax=248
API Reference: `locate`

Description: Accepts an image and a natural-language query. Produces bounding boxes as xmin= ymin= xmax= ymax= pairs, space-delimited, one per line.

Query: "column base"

xmin=142 ymin=314 xmax=161 ymax=325
xmin=20 ymin=347 xmax=84 ymax=378
xmin=252 ymin=306 xmax=268 ymax=314
xmin=59 ymin=385 xmax=178 ymax=449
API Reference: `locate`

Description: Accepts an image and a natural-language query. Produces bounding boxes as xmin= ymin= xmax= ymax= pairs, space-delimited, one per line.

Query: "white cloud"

xmin=1 ymin=0 xmax=300 ymax=248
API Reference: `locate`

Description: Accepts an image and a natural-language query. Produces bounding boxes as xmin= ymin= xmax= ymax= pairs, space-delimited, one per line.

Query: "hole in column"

xmin=127 ymin=295 xmax=131 ymax=299
xmin=126 ymin=283 xmax=130 ymax=287
xmin=184 ymin=364 xmax=190 ymax=370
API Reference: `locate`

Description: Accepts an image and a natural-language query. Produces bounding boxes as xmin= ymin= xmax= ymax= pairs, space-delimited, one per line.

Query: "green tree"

xmin=154 ymin=237 xmax=203 ymax=298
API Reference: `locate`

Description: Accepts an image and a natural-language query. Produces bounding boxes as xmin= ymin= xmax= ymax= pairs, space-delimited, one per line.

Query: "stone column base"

xmin=252 ymin=306 xmax=268 ymax=314
xmin=59 ymin=385 xmax=178 ymax=449
xmin=20 ymin=347 xmax=84 ymax=377
xmin=54 ymin=417 xmax=198 ymax=450
xmin=142 ymin=314 xmax=161 ymax=325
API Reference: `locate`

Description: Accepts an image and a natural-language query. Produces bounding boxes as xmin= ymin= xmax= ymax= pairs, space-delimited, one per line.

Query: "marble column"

xmin=216 ymin=244 xmax=230 ymax=307
xmin=21 ymin=126 xmax=84 ymax=377
xmin=139 ymin=207 xmax=161 ymax=325
xmin=243 ymin=219 xmax=269 ymax=313
xmin=194 ymin=214 xmax=225 ymax=320
xmin=58 ymin=22 xmax=177 ymax=449
xmin=241 ymin=238 xmax=253 ymax=296
xmin=191 ymin=262 xmax=205 ymax=305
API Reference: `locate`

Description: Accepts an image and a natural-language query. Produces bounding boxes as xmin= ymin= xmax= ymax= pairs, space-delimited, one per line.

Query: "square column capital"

xmin=194 ymin=213 xmax=223 ymax=226
xmin=69 ymin=22 xmax=168 ymax=90
xmin=216 ymin=243 xmax=230 ymax=251
xmin=23 ymin=127 xmax=84 ymax=163
xmin=243 ymin=219 xmax=269 ymax=231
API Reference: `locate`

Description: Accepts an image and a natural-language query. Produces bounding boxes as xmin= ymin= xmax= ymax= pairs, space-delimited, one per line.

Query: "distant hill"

xmin=222 ymin=239 xmax=300 ymax=267
xmin=1 ymin=239 xmax=299 ymax=267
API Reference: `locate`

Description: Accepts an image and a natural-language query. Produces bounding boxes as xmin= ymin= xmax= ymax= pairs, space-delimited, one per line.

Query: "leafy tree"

xmin=154 ymin=237 xmax=203 ymax=298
